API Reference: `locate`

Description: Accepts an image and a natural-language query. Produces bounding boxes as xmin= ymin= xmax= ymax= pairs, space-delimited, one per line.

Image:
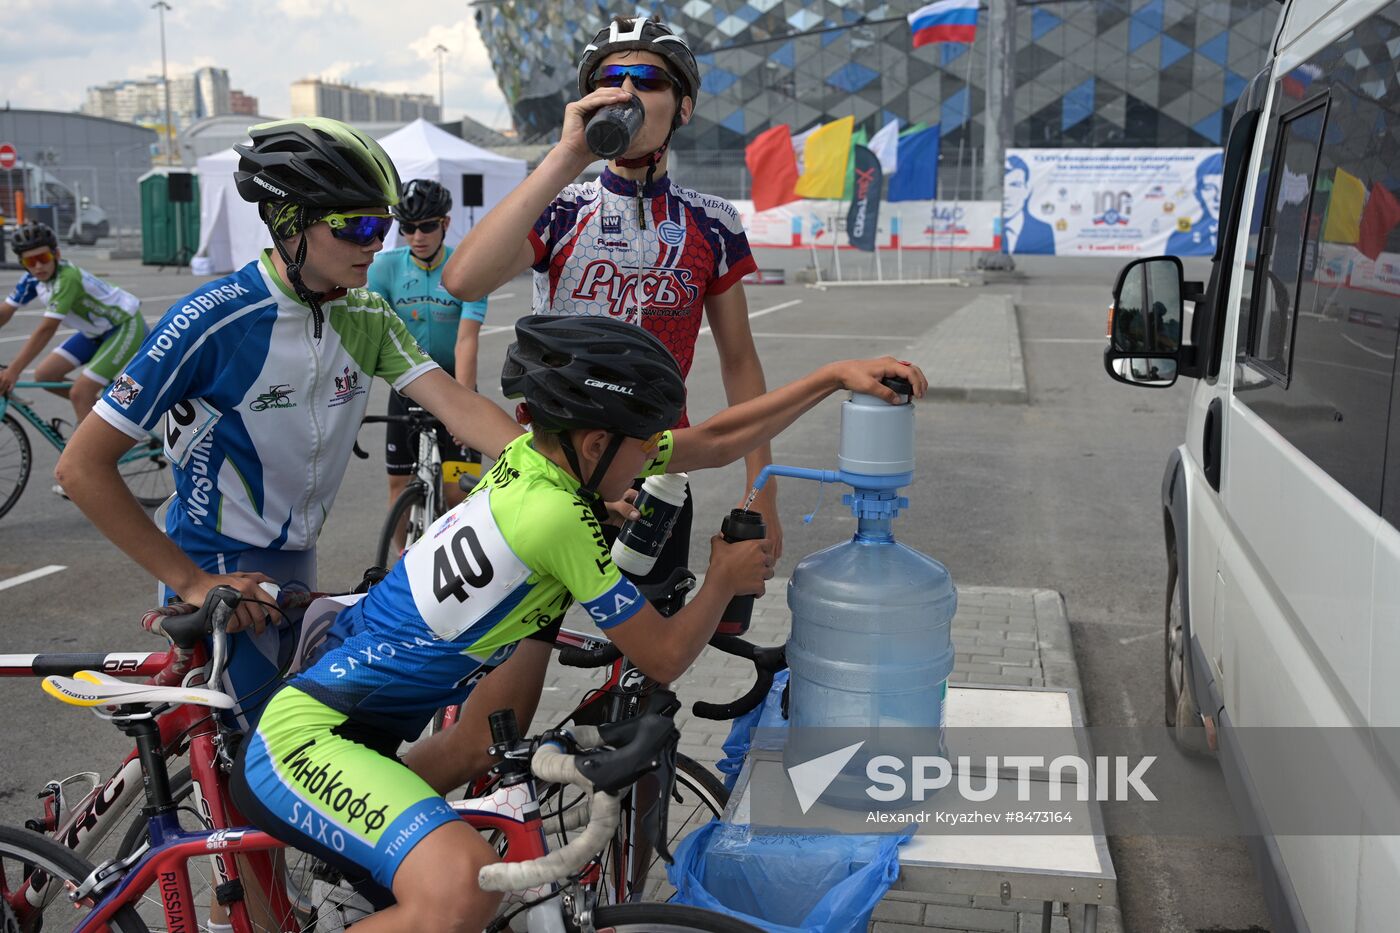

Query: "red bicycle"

xmin=0 ymin=588 xmax=761 ymax=933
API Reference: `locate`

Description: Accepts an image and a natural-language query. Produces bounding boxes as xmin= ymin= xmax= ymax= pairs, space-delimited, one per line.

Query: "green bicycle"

xmin=0 ymin=371 xmax=174 ymax=519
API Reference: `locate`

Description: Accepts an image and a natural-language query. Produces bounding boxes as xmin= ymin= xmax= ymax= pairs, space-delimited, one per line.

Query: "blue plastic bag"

xmin=668 ymin=820 xmax=905 ymax=933
xmin=716 ymin=670 xmax=790 ymax=791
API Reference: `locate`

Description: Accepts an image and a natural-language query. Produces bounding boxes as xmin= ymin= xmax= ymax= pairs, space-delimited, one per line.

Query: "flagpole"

xmin=947 ymin=35 xmax=976 ymax=279
xmin=897 ymin=207 xmax=905 ymax=279
xmin=831 ymin=204 xmax=842 ymax=281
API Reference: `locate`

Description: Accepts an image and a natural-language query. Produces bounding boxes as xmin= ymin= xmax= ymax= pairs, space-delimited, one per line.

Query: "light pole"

xmin=153 ymin=1 xmax=173 ymax=164
xmin=433 ymin=44 xmax=449 ymax=117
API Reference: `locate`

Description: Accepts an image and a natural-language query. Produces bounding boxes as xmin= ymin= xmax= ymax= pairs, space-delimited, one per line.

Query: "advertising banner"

xmin=1003 ymin=148 xmax=1223 ymax=256
xmin=846 ymin=145 xmax=883 ymax=252
xmin=735 ymin=199 xmax=999 ymax=251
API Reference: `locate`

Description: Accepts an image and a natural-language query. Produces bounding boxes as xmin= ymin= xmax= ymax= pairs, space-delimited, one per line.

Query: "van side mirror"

xmin=1104 ymin=256 xmax=1184 ymax=388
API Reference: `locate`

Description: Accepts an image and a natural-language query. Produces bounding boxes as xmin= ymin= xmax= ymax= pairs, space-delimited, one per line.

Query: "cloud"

xmin=0 ymin=2 xmax=510 ymax=128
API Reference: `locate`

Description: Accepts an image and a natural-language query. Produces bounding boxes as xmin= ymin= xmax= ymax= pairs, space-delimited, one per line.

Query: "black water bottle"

xmin=585 ymin=93 xmax=645 ymax=160
xmin=717 ymin=509 xmax=767 ymax=636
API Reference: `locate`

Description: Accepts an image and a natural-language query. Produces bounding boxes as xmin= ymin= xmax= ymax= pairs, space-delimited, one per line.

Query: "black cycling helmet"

xmin=578 ymin=16 xmax=700 ymax=106
xmin=11 ymin=221 xmax=58 ymax=254
xmin=393 ymin=178 xmax=453 ymax=222
xmin=234 ymin=118 xmax=399 ymax=339
xmin=234 ymin=117 xmax=399 ymax=211
xmin=502 ymin=314 xmax=686 ymax=439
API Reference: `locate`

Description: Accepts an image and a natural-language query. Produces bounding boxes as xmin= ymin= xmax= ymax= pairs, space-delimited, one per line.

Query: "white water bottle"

xmin=611 ymin=473 xmax=689 ymax=576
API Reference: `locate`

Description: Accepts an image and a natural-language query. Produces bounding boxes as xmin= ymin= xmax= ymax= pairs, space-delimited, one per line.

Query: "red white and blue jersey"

xmin=529 ymin=169 xmax=756 ymax=425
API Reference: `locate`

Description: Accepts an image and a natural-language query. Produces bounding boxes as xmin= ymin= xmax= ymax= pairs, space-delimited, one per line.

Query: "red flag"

xmin=745 ymin=124 xmax=800 ymax=212
xmin=1358 ymin=183 xmax=1400 ymax=261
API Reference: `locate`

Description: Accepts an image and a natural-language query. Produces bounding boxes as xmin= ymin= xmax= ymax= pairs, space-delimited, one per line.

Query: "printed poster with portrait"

xmin=1002 ymin=149 xmax=1223 ymax=256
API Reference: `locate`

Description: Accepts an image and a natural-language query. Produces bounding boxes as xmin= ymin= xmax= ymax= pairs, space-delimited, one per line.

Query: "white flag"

xmin=790 ymin=123 xmax=822 ymax=169
xmin=868 ymin=118 xmax=900 ymax=175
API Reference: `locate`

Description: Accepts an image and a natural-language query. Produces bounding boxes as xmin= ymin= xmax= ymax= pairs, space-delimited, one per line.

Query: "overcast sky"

xmin=4 ymin=0 xmax=512 ymax=127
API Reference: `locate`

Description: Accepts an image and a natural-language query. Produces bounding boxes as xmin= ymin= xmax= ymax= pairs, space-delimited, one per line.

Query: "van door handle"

xmin=1203 ymin=398 xmax=1222 ymax=491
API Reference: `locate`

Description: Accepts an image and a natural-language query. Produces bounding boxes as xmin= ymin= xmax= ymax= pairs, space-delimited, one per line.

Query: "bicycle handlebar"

xmin=477 ymin=692 xmax=681 ymax=893
xmin=147 ymin=586 xmax=241 ymax=690
xmin=692 ymin=635 xmax=787 ymax=721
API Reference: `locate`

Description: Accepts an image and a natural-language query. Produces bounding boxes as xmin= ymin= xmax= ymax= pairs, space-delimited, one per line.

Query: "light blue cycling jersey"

xmin=365 ymin=245 xmax=485 ymax=373
xmin=92 ymin=252 xmax=437 ymax=558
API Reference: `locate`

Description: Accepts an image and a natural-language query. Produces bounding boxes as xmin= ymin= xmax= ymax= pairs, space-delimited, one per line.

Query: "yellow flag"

xmin=1324 ymin=167 xmax=1367 ymax=244
xmin=794 ymin=116 xmax=855 ymax=200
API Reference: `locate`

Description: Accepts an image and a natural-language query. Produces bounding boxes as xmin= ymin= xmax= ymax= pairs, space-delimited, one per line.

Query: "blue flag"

xmin=887 ymin=125 xmax=940 ymax=202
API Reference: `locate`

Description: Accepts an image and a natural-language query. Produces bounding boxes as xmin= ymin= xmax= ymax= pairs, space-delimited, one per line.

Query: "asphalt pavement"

xmin=0 ymin=246 xmax=1271 ymax=932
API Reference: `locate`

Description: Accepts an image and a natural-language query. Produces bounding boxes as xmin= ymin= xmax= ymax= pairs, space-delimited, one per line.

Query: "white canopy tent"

xmin=188 ymin=120 xmax=528 ymax=274
xmin=190 ymin=147 xmax=269 ymax=276
xmin=377 ymin=119 xmax=527 ymax=251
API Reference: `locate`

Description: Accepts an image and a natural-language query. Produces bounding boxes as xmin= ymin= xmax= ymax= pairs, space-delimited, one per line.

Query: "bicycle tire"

xmin=0 ymin=413 xmax=32 ymax=520
xmin=118 ymin=436 xmax=175 ymax=508
xmin=0 ymin=824 xmax=149 ymax=933
xmin=590 ymin=902 xmax=763 ymax=932
xmin=376 ymin=481 xmax=431 ymax=569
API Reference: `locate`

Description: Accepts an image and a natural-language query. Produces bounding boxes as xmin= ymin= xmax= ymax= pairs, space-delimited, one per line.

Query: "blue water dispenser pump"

xmin=750 ymin=376 xmax=957 ymax=732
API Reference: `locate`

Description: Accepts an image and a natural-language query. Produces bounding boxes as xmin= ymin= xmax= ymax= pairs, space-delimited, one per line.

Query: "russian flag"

xmin=909 ymin=0 xmax=979 ymax=47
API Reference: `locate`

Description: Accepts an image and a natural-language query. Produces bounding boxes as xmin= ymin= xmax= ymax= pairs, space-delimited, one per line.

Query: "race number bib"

xmin=164 ymin=398 xmax=221 ymax=467
xmin=403 ymin=490 xmax=530 ymax=640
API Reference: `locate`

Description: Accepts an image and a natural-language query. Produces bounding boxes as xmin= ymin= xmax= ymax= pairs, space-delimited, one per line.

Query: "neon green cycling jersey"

xmin=289 ymin=429 xmax=675 ymax=741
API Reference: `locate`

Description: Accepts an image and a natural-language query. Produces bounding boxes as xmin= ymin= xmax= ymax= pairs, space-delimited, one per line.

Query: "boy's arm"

xmin=668 ymin=357 xmax=927 ymax=473
xmin=442 ymin=86 xmax=636 ymax=302
xmin=400 ymin=368 xmax=523 ymax=459
xmin=54 ymin=417 xmax=275 ymax=633
xmin=705 ymin=284 xmax=782 ymax=556
xmin=0 ymin=317 xmax=60 ymax=394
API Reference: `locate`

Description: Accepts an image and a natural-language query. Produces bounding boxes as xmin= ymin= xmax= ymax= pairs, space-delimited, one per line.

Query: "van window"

xmin=1233 ymin=4 xmax=1400 ymax=515
xmin=1247 ymin=102 xmax=1327 ymax=381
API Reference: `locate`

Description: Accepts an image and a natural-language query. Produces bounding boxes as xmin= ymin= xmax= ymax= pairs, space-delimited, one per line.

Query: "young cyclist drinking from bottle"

xmin=445 ymin=16 xmax=783 ymax=594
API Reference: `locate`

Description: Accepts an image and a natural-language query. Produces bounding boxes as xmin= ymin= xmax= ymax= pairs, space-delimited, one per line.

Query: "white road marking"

xmin=0 ymin=329 xmax=75 ymax=344
xmin=700 ymin=299 xmax=803 ymax=336
xmin=748 ymin=331 xmax=910 ymax=341
xmin=0 ymin=565 xmax=67 ymax=592
xmin=1117 ymin=630 xmax=1159 ymax=646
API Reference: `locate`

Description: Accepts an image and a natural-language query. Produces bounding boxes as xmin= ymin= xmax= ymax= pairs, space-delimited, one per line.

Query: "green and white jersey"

xmin=36 ymin=262 xmax=140 ymax=338
xmin=93 ymin=252 xmax=436 ymax=554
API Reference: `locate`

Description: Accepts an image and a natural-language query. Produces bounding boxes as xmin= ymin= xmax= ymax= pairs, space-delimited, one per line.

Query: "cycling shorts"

xmin=50 ymin=316 xmax=147 ymax=386
xmin=157 ymin=544 xmax=315 ymax=731
xmin=231 ymin=685 xmax=459 ymax=895
xmin=383 ymin=389 xmax=481 ymax=479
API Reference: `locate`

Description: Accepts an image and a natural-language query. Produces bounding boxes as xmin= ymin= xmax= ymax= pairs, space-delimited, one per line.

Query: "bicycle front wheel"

xmin=591 ymin=902 xmax=763 ymax=932
xmin=0 ymin=413 xmax=32 ymax=520
xmin=376 ymin=481 xmax=433 ymax=568
xmin=0 ymin=824 xmax=149 ymax=933
xmin=118 ymin=436 xmax=175 ymax=508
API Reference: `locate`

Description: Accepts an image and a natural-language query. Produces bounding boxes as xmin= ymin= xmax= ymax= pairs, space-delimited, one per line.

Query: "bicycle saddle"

xmin=42 ymin=670 xmax=235 ymax=710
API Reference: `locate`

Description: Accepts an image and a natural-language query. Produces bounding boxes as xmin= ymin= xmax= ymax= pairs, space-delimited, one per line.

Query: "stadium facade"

xmin=476 ymin=0 xmax=1277 ymax=193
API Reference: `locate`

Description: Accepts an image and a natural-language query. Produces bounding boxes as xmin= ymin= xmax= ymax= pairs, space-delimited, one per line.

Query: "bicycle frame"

xmin=22 ymin=760 xmax=560 ymax=933
xmin=0 ymin=384 xmax=164 ymax=466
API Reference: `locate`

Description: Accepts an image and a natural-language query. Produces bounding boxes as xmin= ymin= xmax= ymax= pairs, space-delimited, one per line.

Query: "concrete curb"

xmin=908 ymin=294 xmax=1028 ymax=405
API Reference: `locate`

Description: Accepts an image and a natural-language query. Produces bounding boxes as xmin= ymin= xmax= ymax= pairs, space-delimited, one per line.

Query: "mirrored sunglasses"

xmin=323 ymin=212 xmax=393 ymax=246
xmin=20 ymin=250 xmax=55 ymax=269
xmin=399 ymin=220 xmax=442 ymax=235
xmin=593 ymin=63 xmax=676 ymax=93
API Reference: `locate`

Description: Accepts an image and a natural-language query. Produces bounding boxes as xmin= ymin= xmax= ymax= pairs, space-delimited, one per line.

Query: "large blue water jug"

xmin=786 ymin=517 xmax=956 ymax=731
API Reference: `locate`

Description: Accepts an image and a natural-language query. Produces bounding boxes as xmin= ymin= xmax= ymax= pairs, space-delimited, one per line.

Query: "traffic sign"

xmin=0 ymin=144 xmax=16 ymax=170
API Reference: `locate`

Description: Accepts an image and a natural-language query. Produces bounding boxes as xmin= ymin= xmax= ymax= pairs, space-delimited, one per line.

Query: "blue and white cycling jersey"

xmin=365 ymin=245 xmax=485 ymax=374
xmin=93 ymin=252 xmax=437 ymax=557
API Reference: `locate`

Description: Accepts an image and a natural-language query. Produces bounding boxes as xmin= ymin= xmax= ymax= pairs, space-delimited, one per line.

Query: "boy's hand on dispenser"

xmin=826 ymin=357 xmax=928 ymax=402
xmin=708 ymin=533 xmax=774 ymax=599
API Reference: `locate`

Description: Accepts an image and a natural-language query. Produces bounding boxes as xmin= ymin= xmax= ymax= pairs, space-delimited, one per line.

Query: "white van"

xmin=1104 ymin=0 xmax=1400 ymax=929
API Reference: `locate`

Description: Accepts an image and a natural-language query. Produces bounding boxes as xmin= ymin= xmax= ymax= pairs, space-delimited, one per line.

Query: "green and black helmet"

xmin=233 ymin=118 xmax=400 ymax=211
